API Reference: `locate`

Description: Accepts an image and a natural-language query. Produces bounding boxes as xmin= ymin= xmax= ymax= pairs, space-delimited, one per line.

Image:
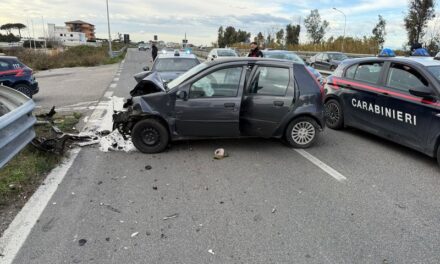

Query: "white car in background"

xmin=207 ymin=48 xmax=238 ymax=61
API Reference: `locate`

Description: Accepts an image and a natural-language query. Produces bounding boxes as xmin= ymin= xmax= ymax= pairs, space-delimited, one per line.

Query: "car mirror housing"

xmin=409 ymin=86 xmax=435 ymax=99
xmin=176 ymin=90 xmax=187 ymax=100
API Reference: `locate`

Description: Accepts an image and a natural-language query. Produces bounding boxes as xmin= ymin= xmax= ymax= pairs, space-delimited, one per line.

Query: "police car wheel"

xmin=15 ymin=84 xmax=32 ymax=98
xmin=285 ymin=117 xmax=319 ymax=148
xmin=325 ymin=99 xmax=344 ymax=129
xmin=131 ymin=119 xmax=169 ymax=153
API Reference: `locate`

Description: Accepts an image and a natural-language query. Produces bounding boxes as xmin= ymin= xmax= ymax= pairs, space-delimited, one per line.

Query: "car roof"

xmin=263 ymin=50 xmax=298 ymax=54
xmin=212 ymin=48 xmax=235 ymax=51
xmin=157 ymin=53 xmax=197 ymax=59
xmin=0 ymin=55 xmax=18 ymax=60
xmin=204 ymin=57 xmax=298 ymax=66
xmin=343 ymin=56 xmax=440 ymax=67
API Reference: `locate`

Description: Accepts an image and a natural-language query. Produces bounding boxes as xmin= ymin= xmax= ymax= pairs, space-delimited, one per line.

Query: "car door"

xmin=375 ymin=62 xmax=435 ymax=151
xmin=0 ymin=59 xmax=14 ymax=87
xmin=174 ymin=65 xmax=244 ymax=137
xmin=336 ymin=61 xmax=385 ymax=133
xmin=240 ymin=63 xmax=294 ymax=137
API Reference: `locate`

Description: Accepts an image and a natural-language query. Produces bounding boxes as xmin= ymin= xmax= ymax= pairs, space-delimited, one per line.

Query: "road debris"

xmin=78 ymin=239 xmax=87 ymax=246
xmin=214 ymin=148 xmax=228 ymax=159
xmin=163 ymin=213 xmax=179 ymax=220
xmin=208 ymin=249 xmax=215 ymax=255
xmin=145 ymin=165 xmax=152 ymax=170
xmin=272 ymin=207 xmax=277 ymax=214
xmin=152 ymin=186 xmax=158 ymax=190
xmin=131 ymin=232 xmax=139 ymax=238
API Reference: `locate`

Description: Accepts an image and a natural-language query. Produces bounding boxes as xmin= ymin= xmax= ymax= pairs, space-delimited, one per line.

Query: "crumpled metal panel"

xmin=0 ymin=85 xmax=36 ymax=168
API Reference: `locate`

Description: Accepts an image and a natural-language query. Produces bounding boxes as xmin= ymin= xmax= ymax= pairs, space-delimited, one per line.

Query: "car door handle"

xmin=273 ymin=101 xmax=284 ymax=107
xmin=224 ymin=103 xmax=235 ymax=108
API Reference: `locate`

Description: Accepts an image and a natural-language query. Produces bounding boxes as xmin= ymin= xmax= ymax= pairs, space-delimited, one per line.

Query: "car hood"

xmin=130 ymin=71 xmax=166 ymax=97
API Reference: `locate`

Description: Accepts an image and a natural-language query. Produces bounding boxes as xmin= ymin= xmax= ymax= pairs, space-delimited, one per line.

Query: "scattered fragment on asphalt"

xmin=214 ymin=148 xmax=228 ymax=159
xmin=272 ymin=207 xmax=277 ymax=214
xmin=131 ymin=232 xmax=139 ymax=238
xmin=105 ymin=237 xmax=110 ymax=242
xmin=161 ymin=234 xmax=166 ymax=239
xmin=208 ymin=249 xmax=215 ymax=255
xmin=52 ymin=202 xmax=57 ymax=205
xmin=78 ymin=239 xmax=87 ymax=246
xmin=97 ymin=181 xmax=103 ymax=185
xmin=145 ymin=165 xmax=152 ymax=170
xmin=119 ymin=220 xmax=124 ymax=223
xmin=163 ymin=213 xmax=179 ymax=220
xmin=146 ymin=231 xmax=151 ymax=236
xmin=152 ymin=186 xmax=158 ymax=190
xmin=396 ymin=204 xmax=407 ymax=209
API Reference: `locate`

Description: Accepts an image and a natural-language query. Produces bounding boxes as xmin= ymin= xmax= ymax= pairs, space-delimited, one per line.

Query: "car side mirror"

xmin=143 ymin=66 xmax=150 ymax=71
xmin=212 ymin=55 xmax=217 ymax=58
xmin=409 ymin=86 xmax=435 ymax=99
xmin=176 ymin=90 xmax=187 ymax=100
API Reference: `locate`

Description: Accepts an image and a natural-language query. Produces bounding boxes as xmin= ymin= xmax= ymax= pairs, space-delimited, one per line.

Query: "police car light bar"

xmin=378 ymin=48 xmax=396 ymax=57
xmin=411 ymin=48 xmax=430 ymax=57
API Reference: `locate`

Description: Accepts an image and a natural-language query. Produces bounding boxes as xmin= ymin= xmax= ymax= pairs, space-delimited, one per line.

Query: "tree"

xmin=217 ymin=26 xmax=224 ymax=47
xmin=404 ymin=0 xmax=435 ymax=46
xmin=0 ymin=23 xmax=14 ymax=35
xmin=256 ymin=32 xmax=264 ymax=44
xmin=372 ymin=15 xmax=386 ymax=49
xmin=12 ymin=23 xmax=26 ymax=37
xmin=304 ymin=9 xmax=329 ymax=44
xmin=276 ymin=29 xmax=284 ymax=45
xmin=223 ymin=26 xmax=237 ymax=46
xmin=285 ymin=24 xmax=301 ymax=45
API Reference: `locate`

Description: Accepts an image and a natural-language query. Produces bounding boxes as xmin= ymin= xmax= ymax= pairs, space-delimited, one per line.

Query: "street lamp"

xmin=333 ymin=7 xmax=346 ymax=52
xmin=106 ymin=0 xmax=113 ymax=57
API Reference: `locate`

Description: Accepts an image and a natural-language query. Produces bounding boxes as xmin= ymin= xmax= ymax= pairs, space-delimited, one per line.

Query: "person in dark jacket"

xmin=152 ymin=43 xmax=158 ymax=61
xmin=248 ymin=42 xmax=263 ymax=57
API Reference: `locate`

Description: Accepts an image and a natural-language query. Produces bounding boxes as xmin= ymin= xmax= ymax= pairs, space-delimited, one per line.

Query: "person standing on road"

xmin=152 ymin=43 xmax=158 ymax=61
xmin=248 ymin=42 xmax=263 ymax=57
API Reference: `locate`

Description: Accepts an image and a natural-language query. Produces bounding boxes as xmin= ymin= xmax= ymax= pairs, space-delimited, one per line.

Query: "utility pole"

xmin=333 ymin=8 xmax=346 ymax=52
xmin=31 ymin=19 xmax=36 ymax=51
xmin=106 ymin=0 xmax=113 ymax=57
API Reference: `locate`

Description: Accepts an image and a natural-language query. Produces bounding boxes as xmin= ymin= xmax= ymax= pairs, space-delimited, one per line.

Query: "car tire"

xmin=131 ymin=118 xmax=169 ymax=153
xmin=325 ymin=99 xmax=344 ymax=129
xmin=285 ymin=117 xmax=319 ymax=149
xmin=14 ymin=84 xmax=32 ymax=98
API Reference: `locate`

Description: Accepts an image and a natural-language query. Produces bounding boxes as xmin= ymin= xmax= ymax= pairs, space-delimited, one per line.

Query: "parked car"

xmin=138 ymin=43 xmax=150 ymax=51
xmin=0 ymin=85 xmax=36 ymax=168
xmin=136 ymin=51 xmax=200 ymax=84
xmin=114 ymin=58 xmax=325 ymax=153
xmin=324 ymin=53 xmax=440 ymax=165
xmin=262 ymin=50 xmax=324 ymax=84
xmin=207 ymin=48 xmax=238 ymax=61
xmin=309 ymin=52 xmax=348 ymax=71
xmin=0 ymin=56 xmax=39 ymax=98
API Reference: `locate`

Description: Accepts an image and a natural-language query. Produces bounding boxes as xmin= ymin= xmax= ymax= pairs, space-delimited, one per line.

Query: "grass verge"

xmin=0 ymin=113 xmax=81 ymax=205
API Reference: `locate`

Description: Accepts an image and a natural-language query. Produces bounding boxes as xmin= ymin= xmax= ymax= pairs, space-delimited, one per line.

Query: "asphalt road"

xmin=8 ymin=48 xmax=440 ymax=263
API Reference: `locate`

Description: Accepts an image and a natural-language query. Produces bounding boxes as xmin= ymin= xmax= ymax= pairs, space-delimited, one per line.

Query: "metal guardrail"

xmin=0 ymin=85 xmax=36 ymax=168
xmin=112 ymin=46 xmax=127 ymax=57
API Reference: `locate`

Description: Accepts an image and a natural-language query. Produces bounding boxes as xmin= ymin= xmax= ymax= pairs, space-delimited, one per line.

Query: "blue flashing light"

xmin=378 ymin=48 xmax=395 ymax=57
xmin=411 ymin=48 xmax=430 ymax=56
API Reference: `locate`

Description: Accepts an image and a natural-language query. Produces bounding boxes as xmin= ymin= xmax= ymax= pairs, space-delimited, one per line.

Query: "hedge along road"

xmin=2 ymin=48 xmax=440 ymax=264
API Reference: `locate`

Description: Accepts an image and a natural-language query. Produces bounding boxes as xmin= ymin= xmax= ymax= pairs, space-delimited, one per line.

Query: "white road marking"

xmin=0 ymin=149 xmax=81 ymax=264
xmin=110 ymin=83 xmax=117 ymax=88
xmin=294 ymin=149 xmax=347 ymax=182
xmin=113 ymin=77 xmax=119 ymax=82
xmin=104 ymin=91 xmax=114 ymax=98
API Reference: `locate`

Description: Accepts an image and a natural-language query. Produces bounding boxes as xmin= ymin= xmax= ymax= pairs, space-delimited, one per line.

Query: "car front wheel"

xmin=14 ymin=84 xmax=32 ymax=98
xmin=285 ymin=117 xmax=319 ymax=148
xmin=325 ymin=99 xmax=344 ymax=129
xmin=131 ymin=119 xmax=169 ymax=153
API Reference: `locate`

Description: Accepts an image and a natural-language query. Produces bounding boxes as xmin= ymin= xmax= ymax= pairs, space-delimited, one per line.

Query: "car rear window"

xmin=154 ymin=58 xmax=199 ymax=72
xmin=217 ymin=50 xmax=237 ymax=57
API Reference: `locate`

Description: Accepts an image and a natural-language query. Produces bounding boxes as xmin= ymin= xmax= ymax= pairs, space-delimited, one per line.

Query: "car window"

xmin=154 ymin=58 xmax=199 ymax=72
xmin=322 ymin=54 xmax=329 ymax=61
xmin=189 ymin=67 xmax=242 ymax=98
xmin=386 ymin=63 xmax=428 ymax=92
xmin=0 ymin=60 xmax=10 ymax=71
xmin=316 ymin=53 xmax=323 ymax=61
xmin=345 ymin=64 xmax=357 ymax=79
xmin=249 ymin=67 xmax=290 ymax=96
xmin=353 ymin=62 xmax=383 ymax=84
xmin=330 ymin=53 xmax=348 ymax=61
xmin=217 ymin=50 xmax=237 ymax=57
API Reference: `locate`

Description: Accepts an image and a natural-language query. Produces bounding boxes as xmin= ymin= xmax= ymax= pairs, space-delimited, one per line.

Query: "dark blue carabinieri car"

xmin=114 ymin=58 xmax=325 ymax=153
xmin=324 ymin=53 xmax=440 ymax=165
xmin=0 ymin=56 xmax=39 ymax=98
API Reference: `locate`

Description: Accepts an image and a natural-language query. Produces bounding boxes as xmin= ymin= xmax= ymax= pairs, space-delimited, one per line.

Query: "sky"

xmin=0 ymin=0 xmax=439 ymax=48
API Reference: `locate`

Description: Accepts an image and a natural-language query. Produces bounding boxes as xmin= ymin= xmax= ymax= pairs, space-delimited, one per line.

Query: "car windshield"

xmin=154 ymin=58 xmax=199 ymax=72
xmin=264 ymin=52 xmax=304 ymax=64
xmin=167 ymin=62 xmax=209 ymax=90
xmin=427 ymin=66 xmax=440 ymax=82
xmin=217 ymin=50 xmax=237 ymax=57
xmin=330 ymin=53 xmax=348 ymax=61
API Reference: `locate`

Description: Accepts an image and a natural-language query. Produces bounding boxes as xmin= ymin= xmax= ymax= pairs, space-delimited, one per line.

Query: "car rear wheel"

xmin=14 ymin=84 xmax=32 ymax=98
xmin=285 ymin=117 xmax=319 ymax=149
xmin=325 ymin=99 xmax=344 ymax=129
xmin=131 ymin=119 xmax=169 ymax=153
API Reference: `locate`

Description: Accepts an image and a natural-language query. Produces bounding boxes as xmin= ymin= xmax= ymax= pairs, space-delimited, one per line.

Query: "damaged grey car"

xmin=113 ymin=58 xmax=325 ymax=153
